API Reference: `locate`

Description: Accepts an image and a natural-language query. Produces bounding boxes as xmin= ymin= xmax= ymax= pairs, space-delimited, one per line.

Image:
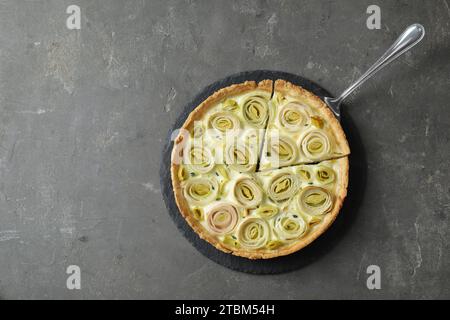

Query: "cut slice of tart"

xmin=259 ymin=80 xmax=350 ymax=171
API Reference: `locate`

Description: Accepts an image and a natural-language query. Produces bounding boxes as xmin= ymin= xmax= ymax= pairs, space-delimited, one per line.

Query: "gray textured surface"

xmin=0 ymin=0 xmax=448 ymax=299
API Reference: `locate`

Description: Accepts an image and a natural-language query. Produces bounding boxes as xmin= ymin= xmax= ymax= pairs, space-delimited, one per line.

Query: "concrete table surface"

xmin=0 ymin=0 xmax=448 ymax=299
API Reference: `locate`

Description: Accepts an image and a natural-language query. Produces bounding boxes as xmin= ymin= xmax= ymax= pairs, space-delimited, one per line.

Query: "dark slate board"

xmin=160 ymin=70 xmax=367 ymax=274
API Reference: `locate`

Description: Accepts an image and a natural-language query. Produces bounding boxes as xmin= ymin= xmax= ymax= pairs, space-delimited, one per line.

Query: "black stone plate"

xmin=160 ymin=70 xmax=366 ymax=274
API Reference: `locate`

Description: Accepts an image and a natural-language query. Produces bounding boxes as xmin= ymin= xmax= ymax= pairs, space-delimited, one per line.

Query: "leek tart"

xmin=171 ymin=80 xmax=349 ymax=259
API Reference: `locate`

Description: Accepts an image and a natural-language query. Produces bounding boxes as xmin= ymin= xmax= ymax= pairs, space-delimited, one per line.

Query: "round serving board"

xmin=160 ymin=70 xmax=364 ymax=274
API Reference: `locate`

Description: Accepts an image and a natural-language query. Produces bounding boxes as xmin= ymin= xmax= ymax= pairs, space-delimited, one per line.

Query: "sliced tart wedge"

xmin=259 ymin=80 xmax=350 ymax=171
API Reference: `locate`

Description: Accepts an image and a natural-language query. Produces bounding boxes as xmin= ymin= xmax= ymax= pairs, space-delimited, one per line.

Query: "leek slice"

xmin=215 ymin=165 xmax=229 ymax=180
xmin=223 ymin=99 xmax=239 ymax=111
xmin=266 ymin=240 xmax=283 ymax=250
xmin=256 ymin=205 xmax=279 ymax=219
xmin=297 ymin=165 xmax=312 ymax=183
xmin=191 ymin=207 xmax=204 ymax=221
xmin=223 ymin=235 xmax=240 ymax=248
xmin=178 ymin=166 xmax=188 ymax=181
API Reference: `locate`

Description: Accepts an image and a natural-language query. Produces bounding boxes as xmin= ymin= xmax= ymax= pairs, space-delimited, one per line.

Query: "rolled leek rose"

xmin=242 ymin=95 xmax=269 ymax=128
xmin=237 ymin=217 xmax=270 ymax=249
xmin=273 ymin=212 xmax=307 ymax=241
xmin=233 ymin=177 xmax=263 ymax=209
xmin=267 ymin=172 xmax=299 ymax=203
xmin=300 ymin=130 xmax=331 ymax=161
xmin=256 ymin=205 xmax=279 ymax=219
xmin=185 ymin=145 xmax=215 ymax=174
xmin=206 ymin=203 xmax=239 ymax=235
xmin=266 ymin=135 xmax=297 ymax=167
xmin=298 ymin=186 xmax=333 ymax=216
xmin=278 ymin=102 xmax=310 ymax=131
xmin=315 ymin=166 xmax=335 ymax=185
xmin=225 ymin=143 xmax=256 ymax=173
xmin=208 ymin=112 xmax=240 ymax=134
xmin=184 ymin=177 xmax=218 ymax=205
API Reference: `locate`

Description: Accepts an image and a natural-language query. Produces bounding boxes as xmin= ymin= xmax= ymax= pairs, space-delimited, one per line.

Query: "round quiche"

xmin=171 ymin=80 xmax=350 ymax=259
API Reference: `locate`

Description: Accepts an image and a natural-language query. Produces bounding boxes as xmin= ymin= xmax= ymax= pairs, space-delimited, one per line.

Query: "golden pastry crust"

xmin=274 ymin=80 xmax=350 ymax=157
xmin=170 ymin=80 xmax=350 ymax=260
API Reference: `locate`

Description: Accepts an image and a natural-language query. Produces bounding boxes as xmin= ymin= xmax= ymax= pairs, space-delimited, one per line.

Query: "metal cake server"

xmin=324 ymin=23 xmax=425 ymax=119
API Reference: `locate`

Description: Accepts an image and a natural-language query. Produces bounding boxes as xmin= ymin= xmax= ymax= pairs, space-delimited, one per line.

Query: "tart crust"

xmin=170 ymin=80 xmax=350 ymax=259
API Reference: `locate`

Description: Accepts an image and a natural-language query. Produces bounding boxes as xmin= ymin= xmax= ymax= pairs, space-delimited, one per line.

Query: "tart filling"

xmin=171 ymin=80 xmax=350 ymax=259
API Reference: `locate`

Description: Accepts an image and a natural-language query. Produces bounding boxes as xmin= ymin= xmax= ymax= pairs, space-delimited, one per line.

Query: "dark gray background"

xmin=0 ymin=0 xmax=448 ymax=299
